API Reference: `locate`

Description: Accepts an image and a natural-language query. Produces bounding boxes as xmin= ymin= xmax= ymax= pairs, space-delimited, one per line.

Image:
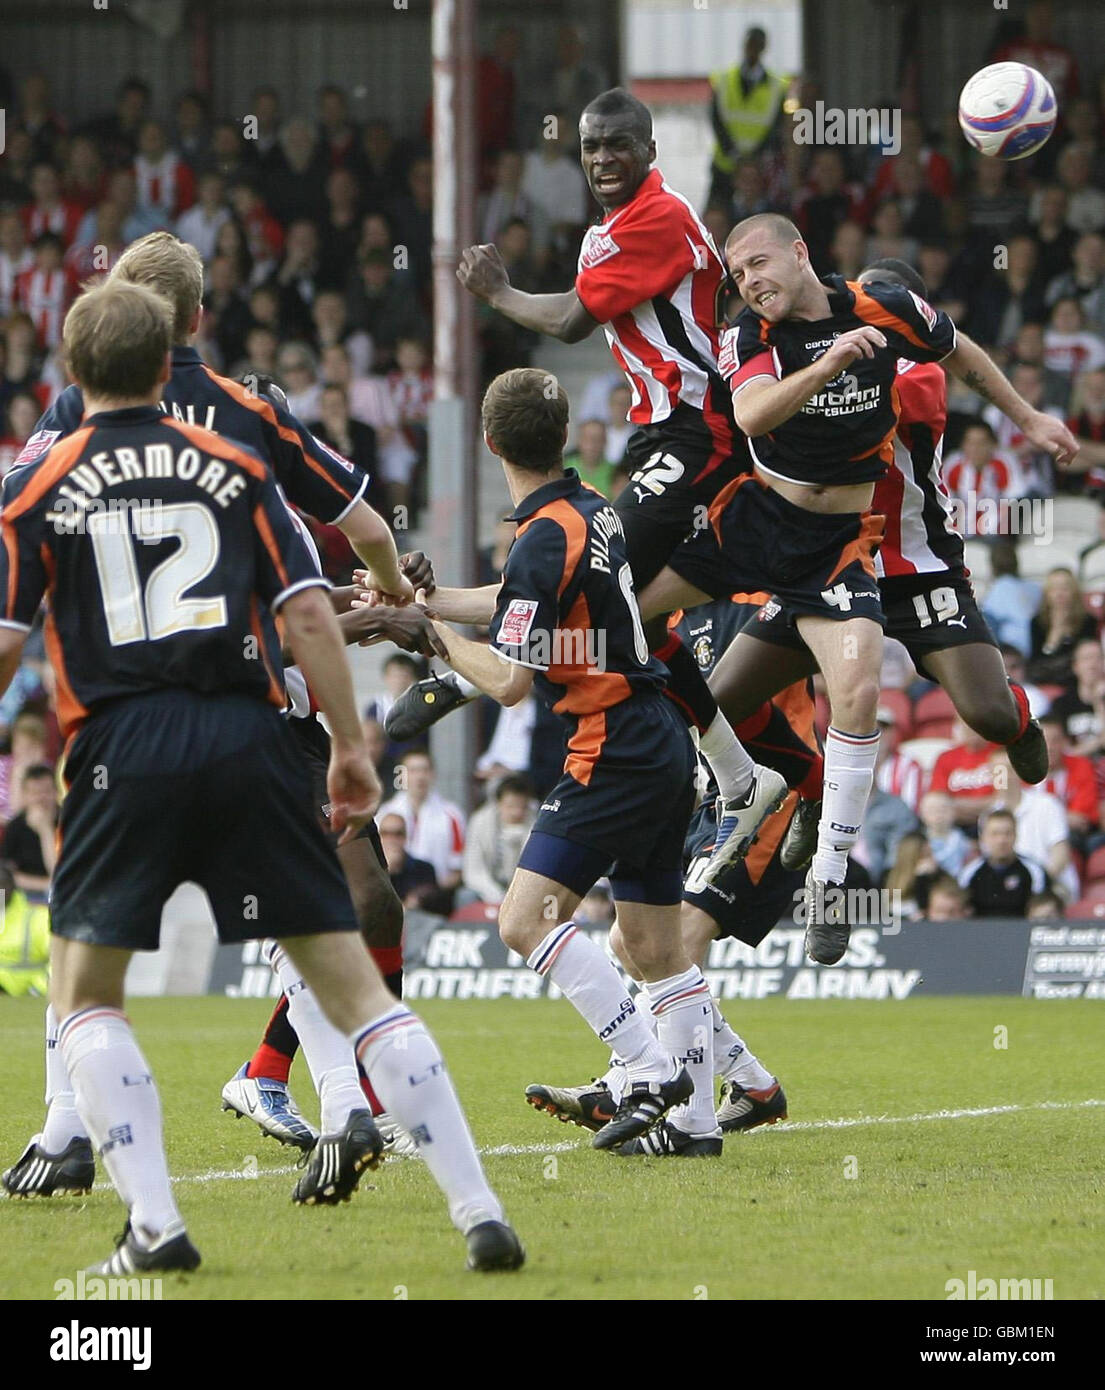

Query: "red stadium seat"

xmin=1081 ymin=879 xmax=1105 ymax=904
xmin=1084 ymin=846 xmax=1105 ymax=884
xmin=877 ymin=689 xmax=914 ymax=739
xmin=912 ymin=687 xmax=956 ymax=729
xmin=1066 ymin=898 xmax=1105 ymax=919
xmin=913 ymin=718 xmax=955 ymax=741
xmin=449 ymin=901 xmax=500 ymax=923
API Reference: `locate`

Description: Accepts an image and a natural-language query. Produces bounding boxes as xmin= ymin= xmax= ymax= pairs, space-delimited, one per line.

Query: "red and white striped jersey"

xmin=16 ymin=265 xmax=74 ymax=349
xmin=874 ymin=358 xmax=962 ymax=578
xmin=0 ymin=249 xmax=34 ymax=318
xmin=20 ymin=200 xmax=82 ymax=248
xmin=575 ymin=169 xmax=736 ymax=452
xmin=876 ymin=750 xmax=925 ymax=813
xmin=133 ymin=152 xmax=195 ymax=220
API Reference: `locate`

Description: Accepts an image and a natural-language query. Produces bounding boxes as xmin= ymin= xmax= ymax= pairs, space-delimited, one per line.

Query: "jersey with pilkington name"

xmin=16 ymin=346 xmax=368 ymax=525
xmin=575 ymin=168 xmax=738 ymax=482
xmin=874 ymin=358 xmax=963 ymax=578
xmin=0 ymin=406 xmax=326 ymax=738
xmin=719 ymin=275 xmax=956 ymax=488
xmin=489 ymin=471 xmax=665 ymax=778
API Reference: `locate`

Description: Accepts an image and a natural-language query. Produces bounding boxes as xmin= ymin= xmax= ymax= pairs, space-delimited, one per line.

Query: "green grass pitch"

xmin=1 ymin=995 xmax=1102 ymax=1301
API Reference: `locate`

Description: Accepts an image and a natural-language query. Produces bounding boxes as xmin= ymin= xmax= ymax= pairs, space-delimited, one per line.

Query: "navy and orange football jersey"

xmin=17 ymin=347 xmax=366 ymax=525
xmin=489 ymin=471 xmax=666 ymax=725
xmin=0 ymin=406 xmax=326 ymax=737
xmin=718 ymin=276 xmax=956 ymax=488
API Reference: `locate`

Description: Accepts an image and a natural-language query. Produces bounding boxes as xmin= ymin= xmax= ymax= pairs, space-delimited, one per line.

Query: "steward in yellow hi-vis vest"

xmin=708 ymin=27 xmax=789 ymax=203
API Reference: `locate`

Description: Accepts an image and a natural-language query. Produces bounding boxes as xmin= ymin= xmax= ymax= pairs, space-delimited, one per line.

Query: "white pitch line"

xmin=84 ymin=1101 xmax=1104 ymax=1191
xmin=90 ymin=1140 xmax=580 ymax=1191
xmin=742 ymin=1096 xmax=1105 ymax=1136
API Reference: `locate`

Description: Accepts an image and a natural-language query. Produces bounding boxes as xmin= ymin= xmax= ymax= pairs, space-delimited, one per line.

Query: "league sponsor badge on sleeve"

xmin=10 ymin=429 xmax=61 ymax=470
xmin=908 ymin=291 xmax=939 ymax=332
xmin=499 ymin=598 xmax=539 ymax=646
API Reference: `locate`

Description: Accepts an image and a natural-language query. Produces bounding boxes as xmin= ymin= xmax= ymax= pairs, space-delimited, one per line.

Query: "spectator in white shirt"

xmin=1055 ymin=145 xmax=1105 ymax=236
xmin=319 ymin=342 xmax=417 ymax=506
xmin=378 ymin=749 xmax=466 ymax=893
xmin=275 ymin=340 xmax=320 ymax=420
xmin=461 ymin=774 xmax=536 ymax=905
xmin=918 ymin=791 xmax=974 ymax=877
xmin=988 ymin=749 xmax=1077 ymax=900
xmin=521 ymin=118 xmax=588 ymax=259
xmin=981 ymin=544 xmax=1042 ymax=662
xmin=175 ymin=171 xmax=231 ymax=265
xmin=1043 ymin=297 xmax=1105 ymax=381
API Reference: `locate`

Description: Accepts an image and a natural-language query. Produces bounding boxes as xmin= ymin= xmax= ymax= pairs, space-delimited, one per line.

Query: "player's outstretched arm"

xmin=426 ymin=618 xmax=534 ymax=707
xmin=457 ymin=244 xmax=597 ymax=344
xmin=730 ymin=326 xmax=887 ymax=437
xmin=336 ymin=499 xmax=414 ymax=601
xmin=420 ymin=583 xmax=501 ymax=625
xmin=946 ymin=331 xmax=1079 ymax=467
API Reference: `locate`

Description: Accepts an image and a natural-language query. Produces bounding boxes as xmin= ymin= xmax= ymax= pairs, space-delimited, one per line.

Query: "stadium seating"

xmin=1051 ymin=496 xmax=1099 ymax=541
xmin=877 ymin=688 xmax=914 ymax=739
xmin=1080 ymin=547 xmax=1105 ymax=591
xmin=912 ymin=687 xmax=957 ymax=741
xmin=1083 ymin=845 xmax=1105 ymax=885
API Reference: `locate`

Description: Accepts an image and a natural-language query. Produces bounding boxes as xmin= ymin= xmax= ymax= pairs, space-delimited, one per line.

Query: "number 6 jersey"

xmin=0 ymin=406 xmax=327 ymax=737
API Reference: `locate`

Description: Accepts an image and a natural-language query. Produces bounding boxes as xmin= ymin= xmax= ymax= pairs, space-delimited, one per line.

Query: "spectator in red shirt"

xmin=1039 ymin=712 xmax=1099 ymax=845
xmin=930 ymin=719 xmax=1001 ymax=827
xmin=0 ymin=391 xmax=41 ymax=478
xmin=874 ymin=704 xmax=924 ymax=814
xmin=478 ymin=26 xmax=521 ymax=164
xmin=315 ymin=85 xmax=360 ymax=171
xmin=993 ymin=0 xmax=1080 ymax=108
xmin=869 ymin=115 xmax=956 ymax=204
xmin=20 ymin=163 xmax=83 ymax=249
xmin=60 ymin=134 xmax=107 ymax=215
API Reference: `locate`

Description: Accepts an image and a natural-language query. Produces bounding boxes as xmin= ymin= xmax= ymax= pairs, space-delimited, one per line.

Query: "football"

xmin=957 ymin=60 xmax=1057 ymax=160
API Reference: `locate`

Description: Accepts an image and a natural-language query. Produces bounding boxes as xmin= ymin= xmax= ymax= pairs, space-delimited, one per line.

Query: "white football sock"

xmin=645 ymin=967 xmax=718 ymax=1137
xmin=711 ymin=1000 xmax=775 ymax=1090
xmin=59 ymin=1007 xmax=181 ymax=1245
xmin=267 ymin=943 xmax=364 ymax=1132
xmin=452 ymin=674 xmax=478 ymax=697
xmin=699 ymin=712 xmax=754 ymax=803
xmin=811 ymin=726 xmax=880 ymax=886
xmin=41 ymin=1002 xmax=88 ymax=1151
xmin=527 ymin=923 xmax=673 ymax=1081
xmin=352 ymin=1006 xmax=503 ymax=1233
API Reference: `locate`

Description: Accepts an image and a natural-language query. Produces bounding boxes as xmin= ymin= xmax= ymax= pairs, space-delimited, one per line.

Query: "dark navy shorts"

xmin=614 ymin=407 xmax=750 ymax=589
xmin=740 ymin=565 xmax=997 ymax=672
xmin=668 ymin=478 xmax=886 ymax=626
xmin=518 ymin=694 xmax=696 ymax=901
xmin=287 ymin=712 xmax=386 ymax=866
xmin=681 ymin=791 xmax=804 ymax=946
xmin=51 ymin=690 xmax=359 ymax=951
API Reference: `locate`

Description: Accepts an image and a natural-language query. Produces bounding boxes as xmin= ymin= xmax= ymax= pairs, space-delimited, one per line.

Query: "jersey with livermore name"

xmin=16 ymin=346 xmax=367 ymax=525
xmin=489 ymin=471 xmax=665 ymax=748
xmin=719 ymin=275 xmax=956 ymax=488
xmin=0 ymin=406 xmax=326 ymax=738
xmin=575 ymin=168 xmax=737 ymax=470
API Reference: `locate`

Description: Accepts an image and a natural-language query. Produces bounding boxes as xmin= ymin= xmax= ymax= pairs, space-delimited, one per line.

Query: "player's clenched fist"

xmin=457 ymin=244 xmax=510 ymax=301
xmin=819 ymin=326 xmax=887 ymax=374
